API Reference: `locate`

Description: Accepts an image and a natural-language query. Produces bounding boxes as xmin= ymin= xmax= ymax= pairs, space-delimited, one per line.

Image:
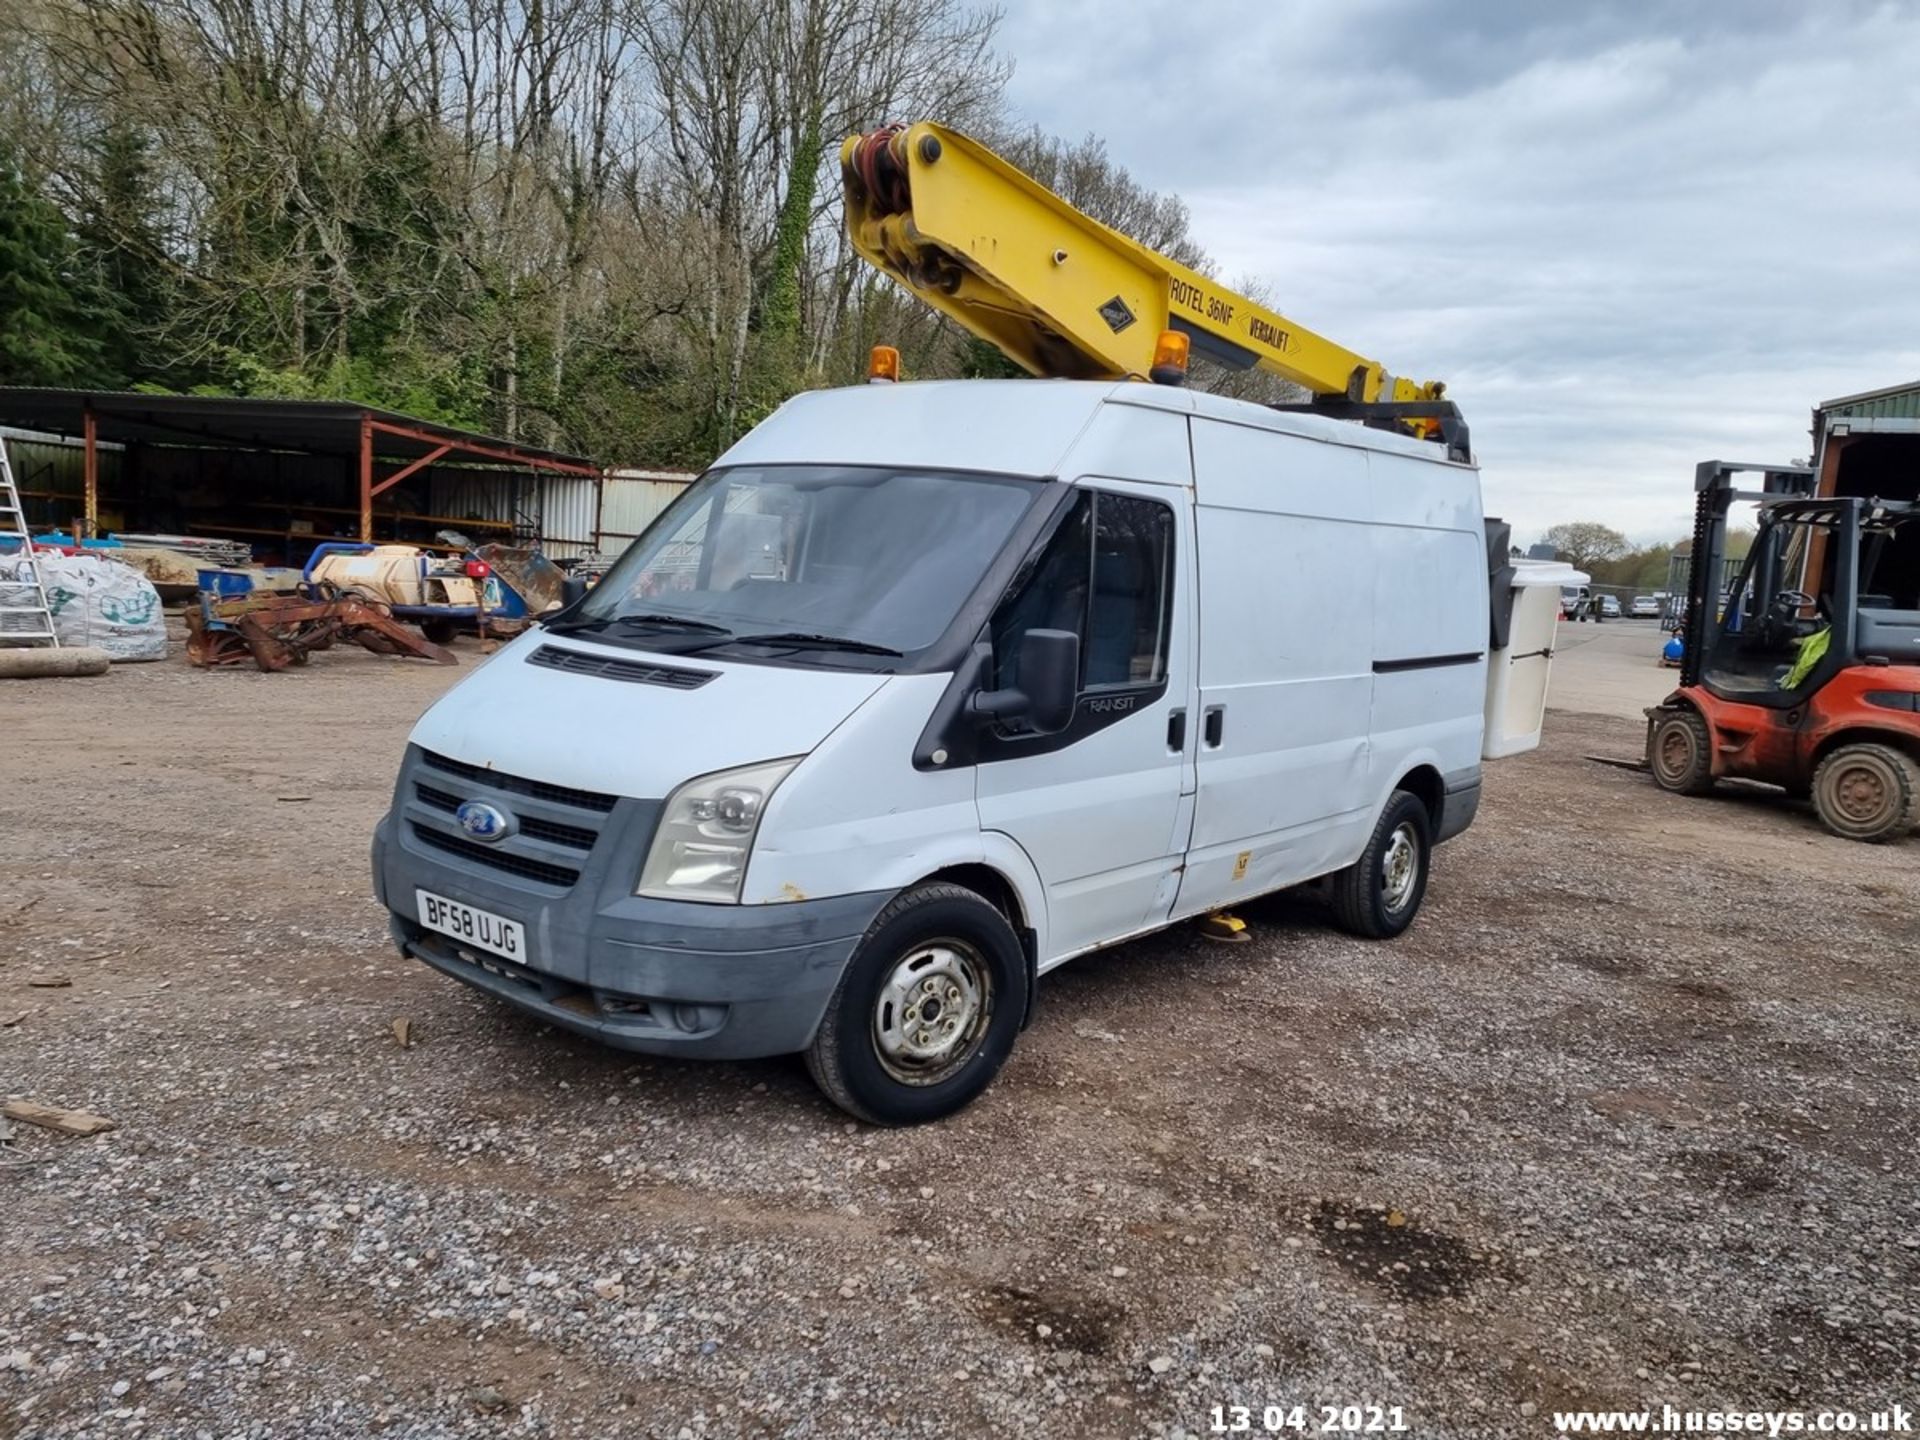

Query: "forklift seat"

xmin=1857 ymin=608 xmax=1920 ymax=664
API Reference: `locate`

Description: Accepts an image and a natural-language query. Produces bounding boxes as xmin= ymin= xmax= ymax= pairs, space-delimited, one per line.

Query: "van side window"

xmin=993 ymin=489 xmax=1174 ymax=692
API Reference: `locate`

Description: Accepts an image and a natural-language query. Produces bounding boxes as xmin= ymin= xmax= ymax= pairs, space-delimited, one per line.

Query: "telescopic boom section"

xmin=842 ymin=122 xmax=1448 ymax=411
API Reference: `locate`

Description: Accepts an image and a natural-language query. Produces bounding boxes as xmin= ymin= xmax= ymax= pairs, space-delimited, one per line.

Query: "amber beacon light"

xmin=868 ymin=345 xmax=902 ymax=383
xmin=1148 ymin=329 xmax=1190 ymax=386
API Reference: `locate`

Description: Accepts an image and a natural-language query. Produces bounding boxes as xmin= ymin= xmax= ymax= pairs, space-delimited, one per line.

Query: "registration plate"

xmin=415 ymin=890 xmax=526 ymax=962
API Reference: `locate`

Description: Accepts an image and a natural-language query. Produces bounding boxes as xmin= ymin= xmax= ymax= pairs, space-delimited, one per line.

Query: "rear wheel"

xmin=1329 ymin=790 xmax=1431 ymax=939
xmin=1811 ymin=743 xmax=1920 ymax=843
xmin=805 ymin=883 xmax=1027 ymax=1126
xmin=420 ymin=617 xmax=458 ymax=646
xmin=1648 ymin=709 xmax=1715 ymax=795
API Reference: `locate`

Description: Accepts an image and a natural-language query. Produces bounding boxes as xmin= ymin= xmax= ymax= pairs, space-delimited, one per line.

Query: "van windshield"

xmin=558 ymin=465 xmax=1042 ymax=661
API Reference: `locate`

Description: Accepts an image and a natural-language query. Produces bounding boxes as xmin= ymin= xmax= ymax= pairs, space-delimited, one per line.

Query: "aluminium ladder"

xmin=0 ymin=439 xmax=60 ymax=647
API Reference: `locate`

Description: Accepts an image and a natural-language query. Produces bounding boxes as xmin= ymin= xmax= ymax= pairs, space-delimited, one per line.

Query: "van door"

xmin=1175 ymin=420 xmax=1377 ymax=916
xmin=975 ymin=478 xmax=1199 ymax=964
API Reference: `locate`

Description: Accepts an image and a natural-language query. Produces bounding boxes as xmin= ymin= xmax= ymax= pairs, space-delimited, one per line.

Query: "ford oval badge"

xmin=455 ymin=800 xmax=514 ymax=843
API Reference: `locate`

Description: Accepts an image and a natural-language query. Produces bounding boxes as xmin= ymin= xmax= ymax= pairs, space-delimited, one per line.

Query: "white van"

xmin=372 ymin=379 xmax=1490 ymax=1123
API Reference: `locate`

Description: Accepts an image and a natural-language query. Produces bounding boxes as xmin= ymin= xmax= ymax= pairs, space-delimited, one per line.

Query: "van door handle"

xmin=1167 ymin=708 xmax=1186 ymax=751
xmin=1203 ymin=705 xmax=1225 ymax=747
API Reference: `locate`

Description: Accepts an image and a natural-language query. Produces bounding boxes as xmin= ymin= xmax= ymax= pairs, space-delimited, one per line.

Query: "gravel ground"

xmin=3 ymin=635 xmax=1916 ymax=1439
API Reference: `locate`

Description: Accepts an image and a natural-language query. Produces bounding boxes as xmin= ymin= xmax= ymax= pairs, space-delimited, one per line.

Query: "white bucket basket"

xmin=1483 ymin=558 xmax=1587 ymax=759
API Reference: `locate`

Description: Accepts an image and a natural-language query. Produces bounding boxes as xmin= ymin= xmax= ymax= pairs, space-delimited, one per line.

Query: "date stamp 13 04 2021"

xmin=1205 ymin=1403 xmax=1411 ymax=1435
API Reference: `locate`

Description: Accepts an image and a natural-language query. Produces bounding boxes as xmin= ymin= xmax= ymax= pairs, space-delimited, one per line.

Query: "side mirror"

xmin=559 ymin=575 xmax=589 ymax=610
xmin=971 ymin=628 xmax=1080 ymax=736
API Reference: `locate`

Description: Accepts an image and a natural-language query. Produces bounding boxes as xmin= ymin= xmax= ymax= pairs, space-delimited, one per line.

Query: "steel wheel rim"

xmin=1657 ymin=726 xmax=1693 ymax=783
xmin=1381 ymin=822 xmax=1421 ymax=913
xmin=1831 ymin=760 xmax=1891 ymax=825
xmin=871 ymin=938 xmax=993 ymax=1086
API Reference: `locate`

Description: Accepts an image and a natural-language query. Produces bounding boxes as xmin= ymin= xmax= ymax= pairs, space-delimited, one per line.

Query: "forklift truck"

xmin=1646 ymin=460 xmax=1920 ymax=842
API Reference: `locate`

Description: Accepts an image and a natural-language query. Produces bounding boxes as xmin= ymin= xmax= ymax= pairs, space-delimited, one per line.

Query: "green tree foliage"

xmin=1587 ymin=541 xmax=1673 ymax=592
xmin=760 ymin=114 xmax=826 ymax=344
xmin=71 ymin=116 xmax=175 ymax=382
xmin=0 ymin=148 xmax=115 ymax=385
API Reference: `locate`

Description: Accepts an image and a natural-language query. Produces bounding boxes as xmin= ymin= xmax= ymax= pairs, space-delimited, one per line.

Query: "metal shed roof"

xmin=1817 ymin=380 xmax=1920 ymax=423
xmin=0 ymin=388 xmax=596 ymax=470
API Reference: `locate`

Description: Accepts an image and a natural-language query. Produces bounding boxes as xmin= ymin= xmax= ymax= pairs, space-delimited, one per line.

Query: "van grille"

xmin=410 ymin=822 xmax=582 ymax=889
xmin=402 ymin=748 xmax=635 ymax=893
xmin=413 ymin=783 xmax=599 ymax=851
xmin=419 ymin=749 xmax=616 ymax=813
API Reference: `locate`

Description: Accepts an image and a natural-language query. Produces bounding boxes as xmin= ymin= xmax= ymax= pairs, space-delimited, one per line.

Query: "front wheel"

xmin=1648 ymin=709 xmax=1716 ymax=795
xmin=805 ymin=884 xmax=1028 ymax=1125
xmin=1812 ymin=743 xmax=1920 ymax=843
xmin=1329 ymin=791 xmax=1432 ymax=939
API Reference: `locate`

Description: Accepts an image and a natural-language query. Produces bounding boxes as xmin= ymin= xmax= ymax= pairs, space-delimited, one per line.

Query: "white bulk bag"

xmin=0 ymin=549 xmax=169 ymax=661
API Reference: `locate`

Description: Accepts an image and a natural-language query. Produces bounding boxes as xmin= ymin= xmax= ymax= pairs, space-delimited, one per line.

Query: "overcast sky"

xmin=996 ymin=0 xmax=1920 ymax=545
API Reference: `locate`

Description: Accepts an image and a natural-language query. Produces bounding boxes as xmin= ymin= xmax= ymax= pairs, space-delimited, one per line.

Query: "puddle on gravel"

xmin=1309 ymin=1200 xmax=1483 ymax=1302
xmin=974 ymin=1283 xmax=1123 ymax=1355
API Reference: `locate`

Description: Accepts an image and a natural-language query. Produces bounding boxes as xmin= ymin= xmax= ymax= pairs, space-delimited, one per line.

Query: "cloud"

xmin=995 ymin=0 xmax=1920 ymax=543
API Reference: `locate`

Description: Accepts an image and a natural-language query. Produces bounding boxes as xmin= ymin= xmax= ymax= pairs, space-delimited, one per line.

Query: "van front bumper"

xmin=372 ymin=812 xmax=889 ymax=1061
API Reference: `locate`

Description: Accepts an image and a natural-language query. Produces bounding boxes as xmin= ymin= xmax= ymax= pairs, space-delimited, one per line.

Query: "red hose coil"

xmin=847 ymin=125 xmax=913 ymax=217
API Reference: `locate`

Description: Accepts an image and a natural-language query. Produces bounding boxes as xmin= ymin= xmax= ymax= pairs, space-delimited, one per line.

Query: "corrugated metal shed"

xmin=426 ymin=472 xmax=603 ymax=559
xmin=1 ymin=427 xmax=124 ymax=532
xmin=1818 ymin=380 xmax=1920 ymax=422
xmin=1813 ymin=379 xmax=1920 ymax=505
xmin=0 ymin=391 xmax=603 ymax=559
xmin=0 ymin=389 xmax=595 ymax=469
xmin=428 ymin=471 xmax=536 ymax=536
xmin=538 ymin=476 xmax=600 ymax=559
xmin=598 ymin=468 xmax=696 ymax=551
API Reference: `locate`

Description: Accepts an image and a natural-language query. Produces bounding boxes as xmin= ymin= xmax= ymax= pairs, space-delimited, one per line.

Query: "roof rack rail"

xmin=1267 ymin=399 xmax=1472 ymax=465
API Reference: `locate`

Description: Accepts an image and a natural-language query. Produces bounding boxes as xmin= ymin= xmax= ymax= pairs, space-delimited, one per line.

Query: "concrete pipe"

xmin=0 ymin=647 xmax=112 ymax=679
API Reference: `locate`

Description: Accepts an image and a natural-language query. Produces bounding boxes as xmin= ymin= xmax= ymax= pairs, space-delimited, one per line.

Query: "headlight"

xmin=637 ymin=757 xmax=800 ymax=903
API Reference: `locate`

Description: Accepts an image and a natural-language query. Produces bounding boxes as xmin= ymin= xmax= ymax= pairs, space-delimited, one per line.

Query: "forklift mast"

xmin=1680 ymin=461 xmax=1815 ymax=686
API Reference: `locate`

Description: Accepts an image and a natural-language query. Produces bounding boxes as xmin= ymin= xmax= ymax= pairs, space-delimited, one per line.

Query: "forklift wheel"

xmin=421 ymin=618 xmax=459 ymax=647
xmin=1648 ymin=709 xmax=1715 ymax=796
xmin=1811 ymin=743 xmax=1920 ymax=844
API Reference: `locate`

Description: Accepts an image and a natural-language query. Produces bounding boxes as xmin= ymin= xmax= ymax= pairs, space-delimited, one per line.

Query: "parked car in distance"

xmin=1629 ymin=594 xmax=1661 ymax=618
xmin=1598 ymin=594 xmax=1622 ymax=619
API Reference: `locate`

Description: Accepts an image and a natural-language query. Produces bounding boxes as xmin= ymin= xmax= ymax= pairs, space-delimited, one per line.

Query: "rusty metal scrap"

xmin=186 ymin=594 xmax=457 ymax=673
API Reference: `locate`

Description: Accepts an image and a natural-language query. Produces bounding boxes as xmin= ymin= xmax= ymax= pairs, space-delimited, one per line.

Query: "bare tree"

xmin=1541 ymin=521 xmax=1632 ymax=572
xmin=13 ymin=0 xmax=1246 ymax=468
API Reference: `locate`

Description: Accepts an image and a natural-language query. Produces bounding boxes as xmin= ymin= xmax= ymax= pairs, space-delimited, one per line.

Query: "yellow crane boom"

xmin=841 ymin=121 xmax=1449 ymax=413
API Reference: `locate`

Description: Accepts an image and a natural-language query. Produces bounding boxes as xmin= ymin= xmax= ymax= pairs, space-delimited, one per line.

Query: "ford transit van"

xmin=371 ymin=379 xmax=1490 ymax=1123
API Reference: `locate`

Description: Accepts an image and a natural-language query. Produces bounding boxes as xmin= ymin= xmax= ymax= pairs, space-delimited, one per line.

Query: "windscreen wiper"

xmin=549 ymin=612 xmax=730 ymax=635
xmin=709 ymin=631 xmax=904 ymax=657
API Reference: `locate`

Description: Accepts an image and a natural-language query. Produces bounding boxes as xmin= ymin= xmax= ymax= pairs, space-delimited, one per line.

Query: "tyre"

xmin=1329 ymin=790 xmax=1431 ymax=939
xmin=1648 ymin=709 xmax=1715 ymax=795
xmin=1811 ymin=743 xmax=1920 ymax=843
xmin=805 ymin=883 xmax=1028 ymax=1125
xmin=421 ymin=617 xmax=458 ymax=646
